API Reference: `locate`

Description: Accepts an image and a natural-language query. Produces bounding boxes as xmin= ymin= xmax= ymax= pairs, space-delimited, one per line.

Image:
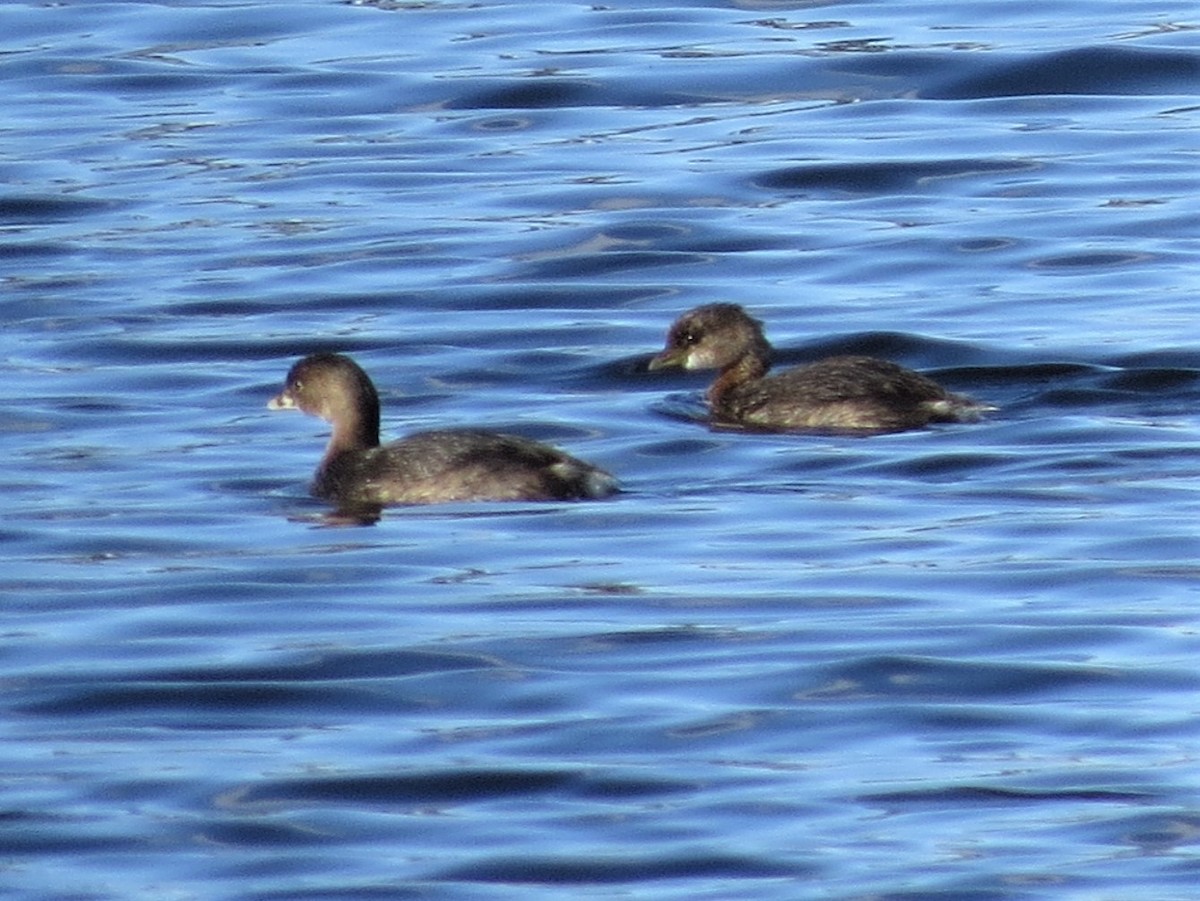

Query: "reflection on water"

xmin=2 ymin=0 xmax=1199 ymax=898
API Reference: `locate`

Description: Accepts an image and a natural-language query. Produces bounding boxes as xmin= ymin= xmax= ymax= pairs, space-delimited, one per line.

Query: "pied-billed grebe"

xmin=267 ymin=353 xmax=618 ymax=506
xmin=648 ymin=303 xmax=990 ymax=433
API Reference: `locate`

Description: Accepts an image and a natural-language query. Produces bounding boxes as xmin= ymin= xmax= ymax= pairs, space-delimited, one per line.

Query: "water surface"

xmin=2 ymin=1 xmax=1199 ymax=898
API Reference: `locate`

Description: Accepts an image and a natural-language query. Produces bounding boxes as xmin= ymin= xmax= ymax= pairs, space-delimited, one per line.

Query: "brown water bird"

xmin=268 ymin=353 xmax=618 ymax=507
xmin=648 ymin=303 xmax=990 ymax=433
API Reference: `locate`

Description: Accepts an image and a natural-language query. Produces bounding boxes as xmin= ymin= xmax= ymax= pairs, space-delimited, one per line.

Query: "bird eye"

xmin=681 ymin=331 xmax=699 ymax=346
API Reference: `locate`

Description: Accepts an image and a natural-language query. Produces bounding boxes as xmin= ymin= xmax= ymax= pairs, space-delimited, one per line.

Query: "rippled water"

xmin=3 ymin=0 xmax=1200 ymax=898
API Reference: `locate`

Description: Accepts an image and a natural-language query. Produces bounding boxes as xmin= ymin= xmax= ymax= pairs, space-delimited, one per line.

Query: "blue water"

xmin=3 ymin=0 xmax=1199 ymax=898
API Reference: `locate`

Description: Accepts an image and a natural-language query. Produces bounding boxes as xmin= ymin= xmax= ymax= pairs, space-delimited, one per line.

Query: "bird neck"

xmin=325 ymin=396 xmax=381 ymax=457
xmin=708 ymin=349 xmax=770 ymax=406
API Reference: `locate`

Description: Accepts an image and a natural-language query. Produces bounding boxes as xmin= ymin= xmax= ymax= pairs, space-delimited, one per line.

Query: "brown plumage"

xmin=648 ymin=303 xmax=989 ymax=433
xmin=267 ymin=353 xmax=618 ymax=507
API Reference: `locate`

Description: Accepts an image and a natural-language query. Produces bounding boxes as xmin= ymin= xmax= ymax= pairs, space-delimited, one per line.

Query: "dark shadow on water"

xmin=753 ymin=158 xmax=1041 ymax=197
xmin=923 ymin=45 xmax=1200 ymax=100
